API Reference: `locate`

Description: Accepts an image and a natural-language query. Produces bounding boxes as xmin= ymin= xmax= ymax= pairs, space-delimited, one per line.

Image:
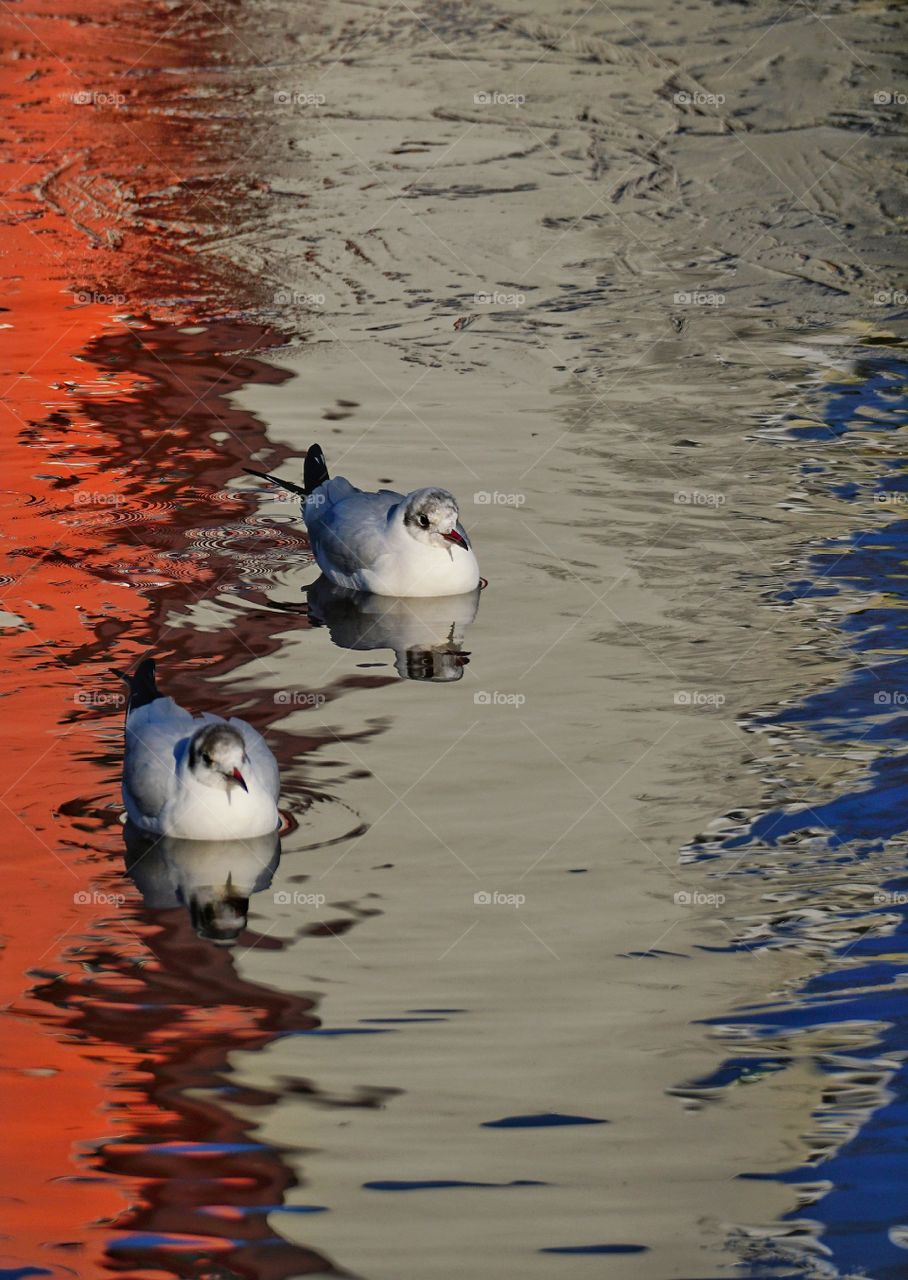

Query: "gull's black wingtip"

xmin=304 ymin=443 xmax=329 ymax=496
xmin=243 ymin=448 xmax=327 ymax=499
xmin=115 ymin=657 xmax=161 ymax=713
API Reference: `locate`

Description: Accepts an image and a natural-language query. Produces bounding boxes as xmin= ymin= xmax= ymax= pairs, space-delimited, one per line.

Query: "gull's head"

xmin=402 ymin=488 xmax=469 ymax=551
xmin=189 ymin=884 xmax=249 ymax=945
xmin=188 ymin=723 xmax=249 ymax=793
xmin=395 ymin=644 xmax=470 ymax=682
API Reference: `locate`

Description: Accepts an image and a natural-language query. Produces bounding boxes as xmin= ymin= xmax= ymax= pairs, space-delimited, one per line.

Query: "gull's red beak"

xmin=442 ymin=529 xmax=469 ymax=550
xmin=231 ymin=768 xmax=248 ymax=792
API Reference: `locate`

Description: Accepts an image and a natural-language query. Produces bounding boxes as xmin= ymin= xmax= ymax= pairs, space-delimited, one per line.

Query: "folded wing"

xmin=305 ymin=488 xmax=403 ymax=581
xmin=123 ymin=696 xmax=196 ymax=824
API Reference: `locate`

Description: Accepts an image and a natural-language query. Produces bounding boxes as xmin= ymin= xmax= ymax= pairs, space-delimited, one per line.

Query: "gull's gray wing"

xmin=306 ymin=489 xmax=404 ymax=578
xmin=123 ymin=696 xmax=196 ymax=823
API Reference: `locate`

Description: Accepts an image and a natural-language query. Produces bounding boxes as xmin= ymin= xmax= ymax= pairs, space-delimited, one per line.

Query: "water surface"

xmin=0 ymin=2 xmax=905 ymax=1278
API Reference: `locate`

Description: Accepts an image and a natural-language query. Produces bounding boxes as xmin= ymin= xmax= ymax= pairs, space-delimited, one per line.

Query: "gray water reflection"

xmin=307 ymin=576 xmax=481 ymax=681
xmin=124 ymin=823 xmax=282 ymax=945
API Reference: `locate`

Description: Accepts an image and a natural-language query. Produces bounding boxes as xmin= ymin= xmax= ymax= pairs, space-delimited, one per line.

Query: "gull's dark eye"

xmin=417 ymin=514 xmax=430 ymax=529
xmin=202 ymin=752 xmax=212 ymax=767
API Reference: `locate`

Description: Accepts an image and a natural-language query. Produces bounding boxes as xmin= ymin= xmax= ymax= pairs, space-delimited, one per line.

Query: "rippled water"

xmin=679 ymin=348 xmax=908 ymax=1279
xmin=0 ymin=1 xmax=906 ymax=1278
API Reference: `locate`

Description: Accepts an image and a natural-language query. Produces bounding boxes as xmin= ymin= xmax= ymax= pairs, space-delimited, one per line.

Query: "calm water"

xmin=0 ymin=2 xmax=906 ymax=1278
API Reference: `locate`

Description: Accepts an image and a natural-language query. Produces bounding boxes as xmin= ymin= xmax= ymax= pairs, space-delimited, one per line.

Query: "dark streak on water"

xmin=540 ymin=1244 xmax=649 ymax=1255
xmin=481 ymin=1113 xmax=608 ymax=1128
xmin=363 ymin=1180 xmax=547 ymax=1192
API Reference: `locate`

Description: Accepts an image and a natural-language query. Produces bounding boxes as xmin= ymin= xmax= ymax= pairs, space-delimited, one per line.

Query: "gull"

xmin=245 ymin=443 xmax=480 ymax=597
xmin=118 ymin=658 xmax=281 ymax=841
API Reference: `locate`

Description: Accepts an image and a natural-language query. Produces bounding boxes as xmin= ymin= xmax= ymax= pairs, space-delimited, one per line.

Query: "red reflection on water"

xmin=0 ymin=3 xmax=368 ymax=1276
xmin=30 ymin=911 xmax=347 ymax=1278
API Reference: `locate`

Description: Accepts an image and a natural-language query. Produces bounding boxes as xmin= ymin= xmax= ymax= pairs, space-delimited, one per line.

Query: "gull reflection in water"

xmin=123 ymin=821 xmax=281 ymax=945
xmin=307 ymin=575 xmax=481 ymax=682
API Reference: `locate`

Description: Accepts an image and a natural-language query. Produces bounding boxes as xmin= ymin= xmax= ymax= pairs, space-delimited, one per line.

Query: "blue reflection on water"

xmin=688 ymin=348 xmax=908 ymax=1277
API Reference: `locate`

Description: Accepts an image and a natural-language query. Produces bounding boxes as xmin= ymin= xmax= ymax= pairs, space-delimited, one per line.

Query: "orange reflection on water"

xmin=0 ymin=3 xmax=345 ymax=1275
